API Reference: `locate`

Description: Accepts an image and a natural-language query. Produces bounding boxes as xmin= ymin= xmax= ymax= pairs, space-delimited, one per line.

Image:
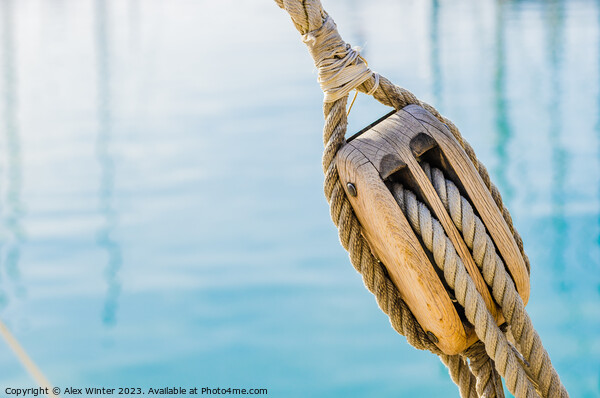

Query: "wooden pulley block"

xmin=335 ymin=104 xmax=530 ymax=355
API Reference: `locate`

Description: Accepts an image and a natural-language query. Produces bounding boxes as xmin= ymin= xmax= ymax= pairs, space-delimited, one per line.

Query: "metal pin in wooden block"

xmin=335 ymin=104 xmax=530 ymax=355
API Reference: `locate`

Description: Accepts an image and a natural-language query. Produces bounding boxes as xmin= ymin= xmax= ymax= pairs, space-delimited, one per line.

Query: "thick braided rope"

xmin=275 ymin=0 xmax=539 ymax=396
xmin=354 ymin=77 xmax=530 ymax=275
xmin=422 ymin=163 xmax=569 ymax=398
xmin=325 ymin=97 xmax=441 ymax=353
xmin=392 ymin=184 xmax=538 ymax=398
xmin=441 ymin=354 xmax=480 ymax=398
xmin=276 ymin=0 xmax=529 ymax=275
xmin=276 ymin=0 xmax=494 ymax=396
xmin=465 ymin=341 xmax=506 ymax=398
xmin=276 ymin=0 xmax=440 ymax=354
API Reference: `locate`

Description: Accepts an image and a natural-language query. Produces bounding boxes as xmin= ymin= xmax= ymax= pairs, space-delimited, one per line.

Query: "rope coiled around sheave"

xmin=464 ymin=341 xmax=505 ymax=398
xmin=422 ymin=163 xmax=568 ymax=398
xmin=392 ymin=183 xmax=538 ymax=397
xmin=275 ymin=1 xmax=567 ymax=397
xmin=440 ymin=353 xmax=480 ymax=398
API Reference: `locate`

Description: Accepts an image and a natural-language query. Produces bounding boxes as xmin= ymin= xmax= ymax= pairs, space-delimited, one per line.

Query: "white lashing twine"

xmin=302 ymin=17 xmax=379 ymax=103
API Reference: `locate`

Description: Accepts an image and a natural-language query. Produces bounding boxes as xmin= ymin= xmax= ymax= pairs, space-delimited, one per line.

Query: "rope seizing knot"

xmin=302 ymin=16 xmax=379 ymax=103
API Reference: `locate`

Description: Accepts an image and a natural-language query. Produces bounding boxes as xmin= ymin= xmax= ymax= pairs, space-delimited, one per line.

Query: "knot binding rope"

xmin=302 ymin=16 xmax=379 ymax=102
xmin=275 ymin=1 xmax=568 ymax=397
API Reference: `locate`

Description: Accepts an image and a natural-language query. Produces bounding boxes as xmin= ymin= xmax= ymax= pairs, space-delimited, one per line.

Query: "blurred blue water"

xmin=0 ymin=0 xmax=598 ymax=396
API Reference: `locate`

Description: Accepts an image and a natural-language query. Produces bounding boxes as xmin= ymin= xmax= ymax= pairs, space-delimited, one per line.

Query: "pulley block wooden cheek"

xmin=335 ymin=104 xmax=530 ymax=355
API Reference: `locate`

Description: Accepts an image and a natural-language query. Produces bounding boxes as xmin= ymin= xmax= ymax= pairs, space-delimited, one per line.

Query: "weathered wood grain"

xmin=404 ymin=105 xmax=529 ymax=305
xmin=334 ymin=104 xmax=529 ymax=355
xmin=336 ymin=142 xmax=468 ymax=355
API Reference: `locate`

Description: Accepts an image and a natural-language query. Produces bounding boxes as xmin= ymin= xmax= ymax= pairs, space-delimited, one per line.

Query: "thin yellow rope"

xmin=0 ymin=320 xmax=56 ymax=397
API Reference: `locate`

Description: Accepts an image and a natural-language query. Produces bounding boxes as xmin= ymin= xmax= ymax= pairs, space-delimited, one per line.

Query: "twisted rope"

xmin=464 ymin=341 xmax=505 ymax=398
xmin=275 ymin=1 xmax=565 ymax=397
xmin=422 ymin=163 xmax=568 ymax=398
xmin=323 ymin=98 xmax=438 ymax=353
xmin=441 ymin=353 xmax=480 ymax=398
xmin=392 ymin=184 xmax=538 ymax=398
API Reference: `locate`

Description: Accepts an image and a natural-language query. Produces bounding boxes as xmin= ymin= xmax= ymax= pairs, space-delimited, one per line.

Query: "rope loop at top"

xmin=302 ymin=16 xmax=379 ymax=102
